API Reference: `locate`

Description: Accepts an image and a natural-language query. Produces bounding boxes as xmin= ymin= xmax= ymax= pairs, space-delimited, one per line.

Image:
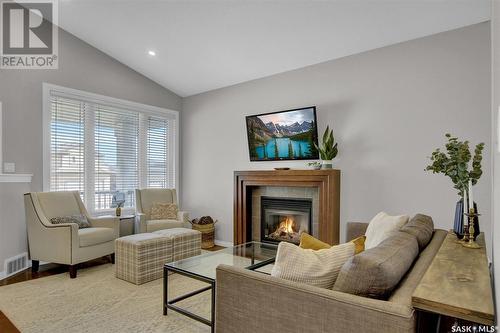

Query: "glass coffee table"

xmin=163 ymin=242 xmax=278 ymax=332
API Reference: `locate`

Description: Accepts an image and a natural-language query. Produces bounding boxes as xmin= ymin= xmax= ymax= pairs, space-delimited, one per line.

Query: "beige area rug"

xmin=0 ymin=264 xmax=212 ymax=333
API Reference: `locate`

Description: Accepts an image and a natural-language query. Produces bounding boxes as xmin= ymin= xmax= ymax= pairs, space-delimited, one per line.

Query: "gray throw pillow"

xmin=400 ymin=214 xmax=434 ymax=250
xmin=333 ymin=231 xmax=419 ymax=299
xmin=50 ymin=215 xmax=91 ymax=229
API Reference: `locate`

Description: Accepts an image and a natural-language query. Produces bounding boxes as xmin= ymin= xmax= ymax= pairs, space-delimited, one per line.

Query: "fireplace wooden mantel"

xmin=234 ymin=169 xmax=340 ymax=245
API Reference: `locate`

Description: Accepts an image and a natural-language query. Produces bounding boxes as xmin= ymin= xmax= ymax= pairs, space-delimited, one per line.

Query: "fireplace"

xmin=261 ymin=196 xmax=312 ymax=244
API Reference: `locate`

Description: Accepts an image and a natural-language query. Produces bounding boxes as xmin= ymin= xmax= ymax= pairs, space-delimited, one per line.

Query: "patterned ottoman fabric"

xmin=152 ymin=228 xmax=202 ymax=261
xmin=115 ymin=228 xmax=201 ymax=285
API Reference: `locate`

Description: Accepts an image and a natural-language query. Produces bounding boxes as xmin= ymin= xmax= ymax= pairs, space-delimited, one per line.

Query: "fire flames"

xmin=277 ymin=217 xmax=295 ymax=234
xmin=269 ymin=216 xmax=300 ymax=243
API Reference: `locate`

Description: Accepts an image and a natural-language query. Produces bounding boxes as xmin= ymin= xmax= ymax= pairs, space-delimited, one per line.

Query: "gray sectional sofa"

xmin=215 ymin=221 xmax=447 ymax=333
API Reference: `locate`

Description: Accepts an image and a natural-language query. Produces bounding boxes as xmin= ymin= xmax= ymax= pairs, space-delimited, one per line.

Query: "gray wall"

xmin=0 ymin=28 xmax=182 ymax=191
xmin=0 ymin=28 xmax=181 ymax=275
xmin=491 ymin=0 xmax=500 ymax=314
xmin=182 ymin=23 xmax=492 ymax=252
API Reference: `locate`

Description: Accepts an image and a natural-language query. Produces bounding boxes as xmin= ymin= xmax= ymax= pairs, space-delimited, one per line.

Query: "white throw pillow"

xmin=271 ymin=241 xmax=355 ymax=289
xmin=364 ymin=212 xmax=409 ymax=249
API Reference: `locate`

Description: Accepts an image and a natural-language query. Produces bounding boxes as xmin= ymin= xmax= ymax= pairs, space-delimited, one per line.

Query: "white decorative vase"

xmin=321 ymin=160 xmax=333 ymax=169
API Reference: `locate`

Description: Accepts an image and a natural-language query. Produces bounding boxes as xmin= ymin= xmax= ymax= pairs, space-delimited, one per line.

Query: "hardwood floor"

xmin=0 ymin=245 xmax=225 ymax=332
xmin=0 ymin=257 xmax=111 ymax=287
xmin=0 ymin=311 xmax=18 ymax=333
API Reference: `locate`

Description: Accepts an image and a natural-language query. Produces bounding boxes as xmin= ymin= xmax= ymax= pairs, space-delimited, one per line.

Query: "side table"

xmin=103 ymin=214 xmax=136 ymax=236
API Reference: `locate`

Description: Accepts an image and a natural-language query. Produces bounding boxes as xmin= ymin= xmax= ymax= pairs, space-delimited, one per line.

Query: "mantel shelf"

xmin=0 ymin=173 xmax=33 ymax=183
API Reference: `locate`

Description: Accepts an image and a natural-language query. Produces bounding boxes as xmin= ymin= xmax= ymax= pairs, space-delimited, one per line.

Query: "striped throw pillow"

xmin=271 ymin=241 xmax=355 ymax=289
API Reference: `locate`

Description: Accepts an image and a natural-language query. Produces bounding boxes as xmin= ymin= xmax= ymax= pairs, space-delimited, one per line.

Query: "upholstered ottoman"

xmin=152 ymin=228 xmax=202 ymax=261
xmin=115 ymin=228 xmax=201 ymax=285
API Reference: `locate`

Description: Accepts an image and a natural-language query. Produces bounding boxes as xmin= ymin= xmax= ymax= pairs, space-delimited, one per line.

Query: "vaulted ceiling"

xmin=58 ymin=0 xmax=491 ymax=97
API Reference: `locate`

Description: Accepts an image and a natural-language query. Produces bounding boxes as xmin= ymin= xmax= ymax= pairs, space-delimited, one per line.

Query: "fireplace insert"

xmin=260 ymin=196 xmax=312 ymax=244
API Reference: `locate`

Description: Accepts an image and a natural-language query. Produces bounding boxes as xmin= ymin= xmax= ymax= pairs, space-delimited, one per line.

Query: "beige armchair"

xmin=24 ymin=191 xmax=120 ymax=278
xmin=135 ymin=188 xmax=190 ymax=233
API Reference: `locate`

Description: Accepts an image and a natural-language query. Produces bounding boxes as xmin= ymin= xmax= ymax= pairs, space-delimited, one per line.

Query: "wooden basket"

xmin=191 ymin=222 xmax=216 ymax=249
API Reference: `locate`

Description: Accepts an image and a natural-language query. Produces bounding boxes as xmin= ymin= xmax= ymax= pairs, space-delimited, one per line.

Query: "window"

xmin=43 ymin=83 xmax=179 ymax=214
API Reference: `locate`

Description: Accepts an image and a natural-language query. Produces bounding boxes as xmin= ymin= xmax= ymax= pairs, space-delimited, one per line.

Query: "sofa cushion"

xmin=150 ymin=202 xmax=178 ymax=220
xmin=400 ymin=214 xmax=434 ymax=250
xmin=146 ymin=219 xmax=184 ymax=232
xmin=79 ymin=227 xmax=115 ymax=247
xmin=152 ymin=227 xmax=198 ymax=237
xmin=333 ymin=231 xmax=419 ymax=299
xmin=364 ymin=212 xmax=409 ymax=249
xmin=271 ymin=241 xmax=355 ymax=289
xmin=389 ymin=229 xmax=447 ymax=306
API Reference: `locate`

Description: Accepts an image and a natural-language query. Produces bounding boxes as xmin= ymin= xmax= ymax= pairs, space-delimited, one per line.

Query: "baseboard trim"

xmin=214 ymin=239 xmax=233 ymax=247
xmin=0 ymin=270 xmax=5 ymax=280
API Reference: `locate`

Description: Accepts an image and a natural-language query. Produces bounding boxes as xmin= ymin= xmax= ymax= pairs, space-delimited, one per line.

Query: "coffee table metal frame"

xmin=163 ymin=244 xmax=276 ymax=333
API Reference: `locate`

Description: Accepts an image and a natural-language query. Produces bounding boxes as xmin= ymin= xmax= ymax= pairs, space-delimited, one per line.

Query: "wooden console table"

xmin=412 ymin=232 xmax=494 ymax=329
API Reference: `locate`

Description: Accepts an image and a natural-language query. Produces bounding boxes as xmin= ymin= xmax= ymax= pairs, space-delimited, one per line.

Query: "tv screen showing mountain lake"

xmin=246 ymin=107 xmax=319 ymax=161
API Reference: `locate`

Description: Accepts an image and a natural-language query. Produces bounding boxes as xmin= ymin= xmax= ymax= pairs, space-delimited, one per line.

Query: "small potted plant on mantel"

xmin=314 ymin=126 xmax=338 ymax=169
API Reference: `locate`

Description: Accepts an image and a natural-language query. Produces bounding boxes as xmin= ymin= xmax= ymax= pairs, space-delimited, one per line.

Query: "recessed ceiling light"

xmin=148 ymin=50 xmax=156 ymax=56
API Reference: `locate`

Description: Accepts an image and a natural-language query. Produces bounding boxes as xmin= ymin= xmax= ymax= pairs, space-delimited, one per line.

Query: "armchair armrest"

xmin=88 ymin=216 xmax=120 ymax=238
xmin=178 ymin=211 xmax=190 ymax=228
xmin=216 ymin=265 xmax=414 ymax=333
xmin=136 ymin=213 xmax=147 ymax=233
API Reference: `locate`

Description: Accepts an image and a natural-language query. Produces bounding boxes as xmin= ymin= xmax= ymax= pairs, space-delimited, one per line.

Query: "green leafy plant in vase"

xmin=314 ymin=126 xmax=338 ymax=169
xmin=425 ymin=133 xmax=484 ymax=239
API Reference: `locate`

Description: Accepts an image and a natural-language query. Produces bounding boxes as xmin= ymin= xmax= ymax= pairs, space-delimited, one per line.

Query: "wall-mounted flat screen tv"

xmin=246 ymin=106 xmax=319 ymax=161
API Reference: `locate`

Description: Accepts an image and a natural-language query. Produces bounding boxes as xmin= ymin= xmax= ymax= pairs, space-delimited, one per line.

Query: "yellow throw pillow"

xmin=350 ymin=235 xmax=366 ymax=254
xmin=299 ymin=232 xmax=331 ymax=250
xmin=150 ymin=202 xmax=178 ymax=220
xmin=300 ymin=232 xmax=366 ymax=254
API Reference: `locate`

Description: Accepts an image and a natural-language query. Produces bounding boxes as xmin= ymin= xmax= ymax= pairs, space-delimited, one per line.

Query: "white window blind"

xmin=44 ymin=84 xmax=179 ymax=214
xmin=147 ymin=116 xmax=169 ymax=188
xmin=50 ymin=96 xmax=85 ymax=200
xmin=94 ymin=105 xmax=139 ymax=210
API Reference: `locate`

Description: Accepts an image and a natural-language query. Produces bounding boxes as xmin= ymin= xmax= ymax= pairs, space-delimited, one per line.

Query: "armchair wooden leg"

xmin=31 ymin=260 xmax=39 ymax=273
xmin=69 ymin=265 xmax=77 ymax=278
xmin=110 ymin=253 xmax=115 ymax=264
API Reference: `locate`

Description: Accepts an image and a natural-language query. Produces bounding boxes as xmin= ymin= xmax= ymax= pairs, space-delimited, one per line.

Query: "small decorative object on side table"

xmin=112 ymin=191 xmax=126 ymax=217
xmin=462 ymin=209 xmax=481 ymax=249
xmin=460 ymin=179 xmax=481 ymax=249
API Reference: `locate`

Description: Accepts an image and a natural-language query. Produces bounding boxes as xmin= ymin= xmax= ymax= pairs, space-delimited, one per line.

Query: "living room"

xmin=0 ymin=0 xmax=499 ymax=332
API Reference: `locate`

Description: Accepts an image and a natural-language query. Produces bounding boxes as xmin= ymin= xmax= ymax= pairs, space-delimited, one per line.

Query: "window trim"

xmin=42 ymin=83 xmax=180 ymax=210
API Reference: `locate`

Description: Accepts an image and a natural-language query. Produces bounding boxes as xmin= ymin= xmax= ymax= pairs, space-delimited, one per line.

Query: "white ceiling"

xmin=58 ymin=0 xmax=491 ymax=97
